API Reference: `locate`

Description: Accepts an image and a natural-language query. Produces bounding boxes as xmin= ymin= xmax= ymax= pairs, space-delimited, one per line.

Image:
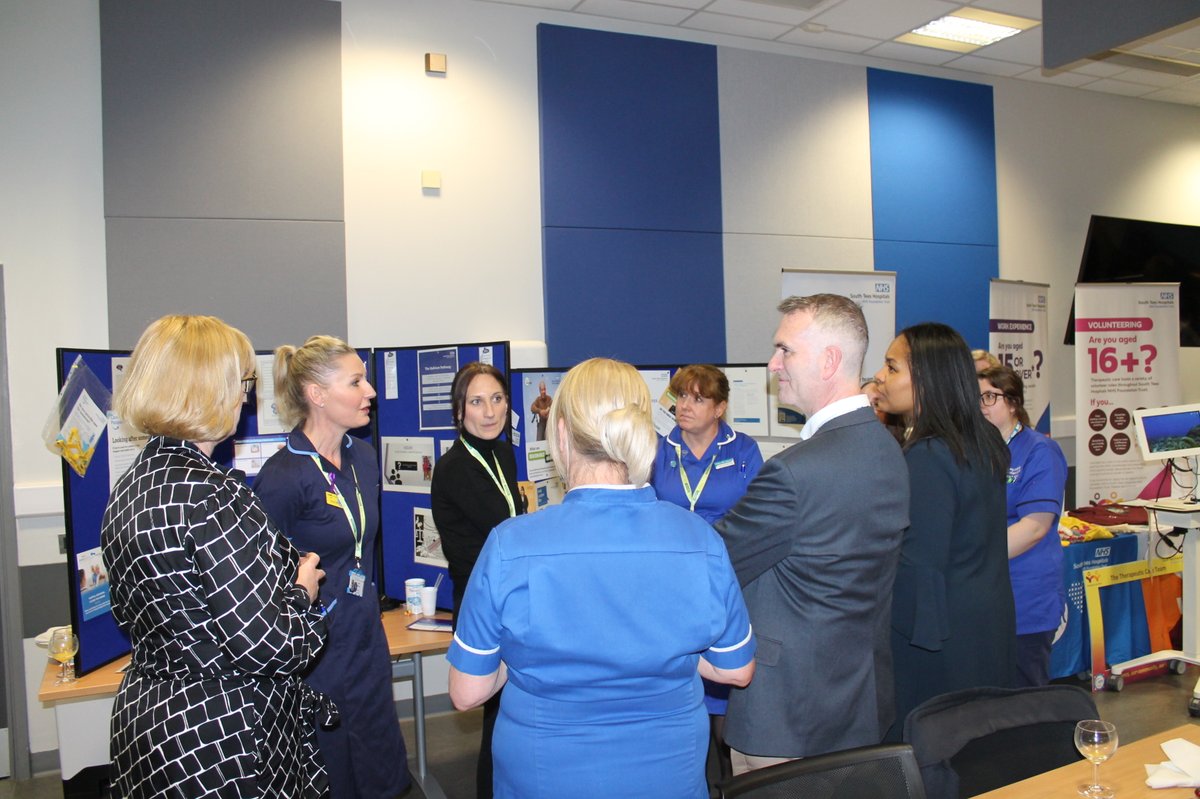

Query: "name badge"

xmin=325 ymin=491 xmax=341 ymax=508
xmin=347 ymin=568 xmax=365 ymax=597
xmin=715 ymin=458 xmax=735 ymax=470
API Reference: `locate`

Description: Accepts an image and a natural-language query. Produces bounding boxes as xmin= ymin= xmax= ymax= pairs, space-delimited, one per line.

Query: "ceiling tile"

xmin=1067 ymin=60 xmax=1129 ymax=78
xmin=708 ymin=0 xmax=816 ymax=24
xmin=811 ymin=0 xmax=960 ymax=41
xmin=1142 ymin=87 xmax=1200 ymax=105
xmin=777 ymin=27 xmax=880 ymax=52
xmin=681 ymin=11 xmax=794 ymax=39
xmin=477 ymin=0 xmax=583 ymax=9
xmin=944 ymin=54 xmax=1029 ymax=76
xmin=968 ymin=0 xmax=1040 ymax=19
xmin=575 ymin=0 xmax=695 ymax=24
xmin=971 ymin=25 xmax=1041 ymax=65
xmin=1083 ymin=79 xmax=1157 ymax=97
xmin=865 ymin=40 xmax=962 ymax=65
xmin=1016 ymin=67 xmax=1096 ymax=87
xmin=1146 ymin=21 xmax=1200 ymax=51
xmin=1107 ymin=67 xmax=1193 ymax=88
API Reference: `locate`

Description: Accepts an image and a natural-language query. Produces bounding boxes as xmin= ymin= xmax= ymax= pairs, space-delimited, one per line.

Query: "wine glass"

xmin=1075 ymin=719 xmax=1118 ymax=798
xmin=48 ymin=629 xmax=79 ymax=685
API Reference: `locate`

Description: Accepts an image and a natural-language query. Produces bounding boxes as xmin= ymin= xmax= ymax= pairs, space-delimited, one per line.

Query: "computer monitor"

xmin=1132 ymin=403 xmax=1200 ymax=462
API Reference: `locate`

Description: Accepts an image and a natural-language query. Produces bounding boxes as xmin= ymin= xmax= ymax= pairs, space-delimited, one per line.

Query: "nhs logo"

xmin=1162 ymin=291 xmax=1175 ymax=300
xmin=875 ymin=283 xmax=891 ymax=293
xmin=1094 ymin=547 xmax=1111 ymax=558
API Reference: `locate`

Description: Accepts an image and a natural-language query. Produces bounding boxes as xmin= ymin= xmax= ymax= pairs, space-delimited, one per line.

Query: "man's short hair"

xmin=777 ymin=294 xmax=868 ymax=376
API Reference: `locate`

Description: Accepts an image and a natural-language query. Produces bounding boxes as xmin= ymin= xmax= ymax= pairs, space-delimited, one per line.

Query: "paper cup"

xmin=405 ymin=578 xmax=425 ymax=615
xmin=420 ymin=586 xmax=438 ymax=617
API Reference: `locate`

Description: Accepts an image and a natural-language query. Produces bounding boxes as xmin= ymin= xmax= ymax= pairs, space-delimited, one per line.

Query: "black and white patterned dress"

xmin=101 ymin=437 xmax=330 ymax=798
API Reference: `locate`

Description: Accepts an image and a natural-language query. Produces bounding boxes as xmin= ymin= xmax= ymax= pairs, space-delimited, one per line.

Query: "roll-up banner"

xmin=1073 ymin=283 xmax=1180 ymax=507
xmin=988 ymin=280 xmax=1051 ymax=432
xmin=781 ymin=269 xmax=896 ymax=381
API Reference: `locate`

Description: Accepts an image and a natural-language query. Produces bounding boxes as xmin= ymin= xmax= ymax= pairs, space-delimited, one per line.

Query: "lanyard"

xmin=461 ymin=437 xmax=517 ymax=518
xmin=309 ymin=454 xmax=366 ymax=566
xmin=673 ymin=442 xmax=717 ymax=513
xmin=1005 ymin=422 xmax=1023 ymax=445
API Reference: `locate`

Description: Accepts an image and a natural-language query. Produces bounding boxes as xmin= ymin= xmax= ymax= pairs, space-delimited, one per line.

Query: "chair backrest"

xmin=716 ymin=743 xmax=927 ymax=799
xmin=902 ymin=685 xmax=1099 ymax=799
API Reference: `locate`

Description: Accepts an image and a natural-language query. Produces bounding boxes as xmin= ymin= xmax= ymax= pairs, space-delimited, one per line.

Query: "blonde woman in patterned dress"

xmin=101 ymin=315 xmax=331 ymax=798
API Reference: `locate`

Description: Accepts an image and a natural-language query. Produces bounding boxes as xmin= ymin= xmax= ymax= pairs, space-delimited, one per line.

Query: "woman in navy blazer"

xmin=873 ymin=322 xmax=1017 ymax=739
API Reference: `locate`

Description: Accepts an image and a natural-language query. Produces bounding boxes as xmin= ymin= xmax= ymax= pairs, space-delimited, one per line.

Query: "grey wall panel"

xmin=100 ymin=0 xmax=343 ymax=221
xmin=106 ymin=218 xmax=347 ymax=350
xmin=1043 ymin=0 xmax=1200 ymax=68
xmin=20 ymin=565 xmax=69 ymax=641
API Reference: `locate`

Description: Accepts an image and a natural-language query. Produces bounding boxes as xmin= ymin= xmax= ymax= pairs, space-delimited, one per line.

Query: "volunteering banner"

xmin=989 ymin=280 xmax=1051 ymax=432
xmin=781 ymin=269 xmax=895 ymax=381
xmin=1074 ymin=283 xmax=1180 ymax=507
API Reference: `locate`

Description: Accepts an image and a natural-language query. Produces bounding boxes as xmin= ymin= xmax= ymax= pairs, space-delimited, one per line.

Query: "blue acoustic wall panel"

xmin=544 ymin=228 xmax=723 ymax=364
xmin=867 ymin=68 xmax=999 ymax=348
xmin=538 ymin=24 xmax=725 ymax=365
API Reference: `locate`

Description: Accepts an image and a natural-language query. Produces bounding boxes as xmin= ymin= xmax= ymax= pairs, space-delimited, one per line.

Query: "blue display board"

xmin=374 ymin=342 xmax=510 ymax=609
xmin=57 ymin=347 xmax=372 ymax=676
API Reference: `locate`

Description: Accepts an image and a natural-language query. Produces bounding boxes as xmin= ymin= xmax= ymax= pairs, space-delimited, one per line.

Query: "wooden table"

xmin=972 ymin=723 xmax=1200 ymax=798
xmin=38 ymin=608 xmax=452 ymax=798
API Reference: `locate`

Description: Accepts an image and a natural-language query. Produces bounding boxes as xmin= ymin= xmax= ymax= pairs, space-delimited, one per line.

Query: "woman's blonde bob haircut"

xmin=273 ymin=335 xmax=357 ymax=428
xmin=547 ymin=358 xmax=658 ymax=486
xmin=114 ymin=315 xmax=254 ymax=443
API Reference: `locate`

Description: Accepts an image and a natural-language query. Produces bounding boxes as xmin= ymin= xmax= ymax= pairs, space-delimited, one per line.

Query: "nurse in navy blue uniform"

xmin=650 ymin=364 xmax=762 ymax=780
xmin=979 ymin=365 xmax=1068 ymax=687
xmin=254 ymin=335 xmax=410 ymax=799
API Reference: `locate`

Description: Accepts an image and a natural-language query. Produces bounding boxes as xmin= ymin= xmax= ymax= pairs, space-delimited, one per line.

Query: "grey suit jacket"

xmin=716 ymin=405 xmax=909 ymax=758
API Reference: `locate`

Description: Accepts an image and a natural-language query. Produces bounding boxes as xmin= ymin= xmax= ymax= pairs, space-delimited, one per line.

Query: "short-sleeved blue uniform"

xmin=448 ymin=486 xmax=756 ymax=799
xmin=651 ymin=420 xmax=761 ymax=714
xmin=1006 ymin=426 xmax=1068 ymax=634
xmin=651 ymin=421 xmax=763 ymax=525
xmin=254 ymin=429 xmax=409 ymax=799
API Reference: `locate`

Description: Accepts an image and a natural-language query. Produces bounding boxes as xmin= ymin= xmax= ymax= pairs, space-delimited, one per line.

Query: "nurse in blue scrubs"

xmin=979 ymin=365 xmax=1068 ymax=687
xmin=255 ymin=335 xmax=410 ymax=799
xmin=650 ymin=363 xmax=762 ymax=779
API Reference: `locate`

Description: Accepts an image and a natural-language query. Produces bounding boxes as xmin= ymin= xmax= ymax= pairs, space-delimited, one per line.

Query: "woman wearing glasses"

xmin=102 ymin=316 xmax=329 ymax=798
xmin=254 ymin=336 xmax=410 ymax=798
xmin=872 ymin=323 xmax=1016 ymax=738
xmin=979 ymin=365 xmax=1068 ymax=687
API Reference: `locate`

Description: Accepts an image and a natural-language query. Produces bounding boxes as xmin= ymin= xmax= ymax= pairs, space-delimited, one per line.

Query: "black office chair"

xmin=903 ymin=684 xmax=1099 ymax=799
xmin=715 ymin=743 xmax=926 ymax=799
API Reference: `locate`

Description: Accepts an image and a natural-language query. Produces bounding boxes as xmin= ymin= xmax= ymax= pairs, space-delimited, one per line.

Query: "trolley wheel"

xmin=1110 ymin=674 xmax=1125 ymax=692
xmin=1189 ymin=696 xmax=1200 ymax=717
xmin=1171 ymin=659 xmax=1189 ymax=675
xmin=1092 ymin=673 xmax=1107 ymax=691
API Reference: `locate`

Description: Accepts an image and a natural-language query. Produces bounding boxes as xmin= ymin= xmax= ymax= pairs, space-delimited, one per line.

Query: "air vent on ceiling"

xmin=1094 ymin=50 xmax=1200 ymax=77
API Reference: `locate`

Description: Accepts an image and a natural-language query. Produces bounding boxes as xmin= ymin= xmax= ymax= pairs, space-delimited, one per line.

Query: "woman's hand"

xmin=296 ymin=551 xmax=325 ymax=603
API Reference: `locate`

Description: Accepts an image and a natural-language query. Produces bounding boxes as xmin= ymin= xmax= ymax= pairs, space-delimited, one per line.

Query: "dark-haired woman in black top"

xmin=873 ymin=322 xmax=1016 ymax=738
xmin=430 ymin=361 xmax=523 ymax=798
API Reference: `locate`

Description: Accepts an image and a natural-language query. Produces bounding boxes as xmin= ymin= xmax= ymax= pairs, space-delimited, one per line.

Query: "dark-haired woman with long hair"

xmin=873 ymin=323 xmax=1016 ymax=738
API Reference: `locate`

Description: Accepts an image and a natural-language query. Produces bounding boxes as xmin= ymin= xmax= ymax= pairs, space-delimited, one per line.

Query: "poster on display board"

xmin=1074 ymin=283 xmax=1180 ymax=507
xmin=988 ymin=280 xmax=1051 ymax=433
xmin=780 ymin=268 xmax=896 ymax=381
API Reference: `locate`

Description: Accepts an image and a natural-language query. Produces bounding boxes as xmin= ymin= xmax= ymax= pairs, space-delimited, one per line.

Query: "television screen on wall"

xmin=1064 ymin=215 xmax=1200 ymax=346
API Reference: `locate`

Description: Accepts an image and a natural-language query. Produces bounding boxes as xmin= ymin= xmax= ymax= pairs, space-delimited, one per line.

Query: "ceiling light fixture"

xmin=896 ymin=8 xmax=1039 ymax=54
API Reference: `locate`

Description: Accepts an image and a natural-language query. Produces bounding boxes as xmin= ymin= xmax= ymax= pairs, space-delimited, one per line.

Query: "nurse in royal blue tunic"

xmin=979 ymin=365 xmax=1068 ymax=687
xmin=448 ymin=358 xmax=756 ymax=799
xmin=254 ymin=335 xmax=410 ymax=799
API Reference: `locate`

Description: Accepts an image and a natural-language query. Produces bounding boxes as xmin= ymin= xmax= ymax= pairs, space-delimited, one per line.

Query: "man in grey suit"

xmin=717 ymin=293 xmax=910 ymax=774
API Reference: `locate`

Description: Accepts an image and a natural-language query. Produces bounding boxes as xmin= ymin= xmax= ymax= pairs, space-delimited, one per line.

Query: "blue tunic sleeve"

xmin=446 ymin=532 xmax=504 ymax=676
xmin=705 ymin=532 xmax=756 ymax=669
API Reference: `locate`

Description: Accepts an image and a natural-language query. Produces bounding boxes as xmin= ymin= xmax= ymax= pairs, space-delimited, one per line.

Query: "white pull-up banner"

xmin=988 ymin=280 xmax=1051 ymax=433
xmin=781 ymin=269 xmax=896 ymax=381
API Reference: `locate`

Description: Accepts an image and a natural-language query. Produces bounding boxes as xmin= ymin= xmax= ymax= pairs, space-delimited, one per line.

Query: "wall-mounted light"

xmin=425 ymin=53 xmax=447 ymax=75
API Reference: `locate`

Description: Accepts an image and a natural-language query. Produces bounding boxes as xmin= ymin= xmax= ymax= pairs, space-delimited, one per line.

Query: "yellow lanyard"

xmin=673 ymin=443 xmax=717 ymax=513
xmin=310 ymin=454 xmax=366 ymax=566
xmin=461 ymin=437 xmax=517 ymax=519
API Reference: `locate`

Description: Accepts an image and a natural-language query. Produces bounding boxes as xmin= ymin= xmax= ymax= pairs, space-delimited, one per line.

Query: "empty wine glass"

xmin=48 ymin=629 xmax=79 ymax=685
xmin=1075 ymin=719 xmax=1118 ymax=798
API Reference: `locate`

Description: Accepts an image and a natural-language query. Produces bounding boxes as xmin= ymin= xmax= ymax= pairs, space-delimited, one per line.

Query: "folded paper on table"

xmin=1145 ymin=738 xmax=1200 ymax=788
